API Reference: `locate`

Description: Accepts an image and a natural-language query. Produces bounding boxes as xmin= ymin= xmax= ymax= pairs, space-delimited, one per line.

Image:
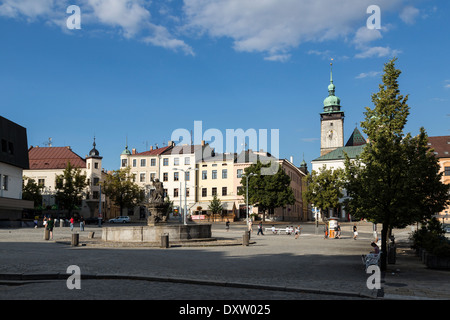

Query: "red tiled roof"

xmin=28 ymin=146 xmax=86 ymax=170
xmin=134 ymin=145 xmax=172 ymax=156
xmin=427 ymin=136 xmax=450 ymax=158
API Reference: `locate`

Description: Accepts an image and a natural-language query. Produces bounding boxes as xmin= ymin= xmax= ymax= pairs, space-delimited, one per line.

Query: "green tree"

xmin=304 ymin=166 xmax=344 ymax=220
xmin=101 ymin=166 xmax=144 ymax=215
xmin=208 ymin=194 xmax=224 ymax=220
xmin=238 ymin=161 xmax=295 ymax=221
xmin=22 ymin=176 xmax=43 ymax=208
xmin=344 ymin=58 xmax=450 ymax=270
xmin=55 ymin=161 xmax=88 ymax=215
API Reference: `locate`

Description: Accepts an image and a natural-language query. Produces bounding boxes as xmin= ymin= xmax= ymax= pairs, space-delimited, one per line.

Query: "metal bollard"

xmin=161 ymin=234 xmax=169 ymax=248
xmin=44 ymin=229 xmax=50 ymax=240
xmin=243 ymin=232 xmax=249 ymax=246
xmin=71 ymin=233 xmax=79 ymax=247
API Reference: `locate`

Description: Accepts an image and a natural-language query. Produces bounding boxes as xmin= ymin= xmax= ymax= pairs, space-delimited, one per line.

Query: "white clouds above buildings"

xmin=0 ymin=0 xmax=427 ymax=60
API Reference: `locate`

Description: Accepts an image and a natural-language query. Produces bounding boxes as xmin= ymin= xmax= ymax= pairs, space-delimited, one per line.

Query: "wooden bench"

xmin=265 ymin=227 xmax=297 ymax=235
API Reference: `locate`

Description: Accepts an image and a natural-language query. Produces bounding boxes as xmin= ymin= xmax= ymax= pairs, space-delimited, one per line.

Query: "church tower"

xmin=320 ymin=61 xmax=344 ymax=156
xmin=85 ymin=137 xmax=103 ymax=200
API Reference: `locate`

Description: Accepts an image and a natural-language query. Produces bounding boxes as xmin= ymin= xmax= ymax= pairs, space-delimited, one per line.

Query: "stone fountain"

xmin=102 ymin=179 xmax=212 ymax=244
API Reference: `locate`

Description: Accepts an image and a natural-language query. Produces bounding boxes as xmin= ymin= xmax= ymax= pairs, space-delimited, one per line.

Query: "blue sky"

xmin=0 ymin=0 xmax=449 ymax=171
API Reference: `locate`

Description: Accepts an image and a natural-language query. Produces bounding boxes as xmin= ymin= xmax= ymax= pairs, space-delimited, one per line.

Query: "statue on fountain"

xmin=147 ymin=178 xmax=169 ymax=225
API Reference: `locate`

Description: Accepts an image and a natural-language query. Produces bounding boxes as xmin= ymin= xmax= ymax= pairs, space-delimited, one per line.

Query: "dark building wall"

xmin=0 ymin=116 xmax=29 ymax=169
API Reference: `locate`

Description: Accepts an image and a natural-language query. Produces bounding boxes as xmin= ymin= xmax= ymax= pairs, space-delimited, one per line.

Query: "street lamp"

xmin=173 ymin=167 xmax=198 ymax=225
xmin=242 ymin=173 xmax=256 ymax=225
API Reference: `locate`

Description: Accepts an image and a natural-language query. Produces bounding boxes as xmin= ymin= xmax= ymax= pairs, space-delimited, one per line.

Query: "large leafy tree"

xmin=55 ymin=161 xmax=88 ymax=215
xmin=304 ymin=166 xmax=344 ymax=220
xmin=22 ymin=176 xmax=43 ymax=208
xmin=344 ymin=58 xmax=450 ymax=270
xmin=101 ymin=166 xmax=144 ymax=215
xmin=238 ymin=161 xmax=295 ymax=221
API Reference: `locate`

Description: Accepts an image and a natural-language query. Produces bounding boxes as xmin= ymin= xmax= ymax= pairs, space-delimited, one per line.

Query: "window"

xmin=237 ymin=169 xmax=243 ymax=178
xmin=93 ymin=177 xmax=100 ymax=186
xmin=186 ymin=188 xmax=190 ymax=197
xmin=141 ymin=159 xmax=146 ymax=167
xmin=150 ymin=173 xmax=156 ymax=181
xmin=212 ymin=187 xmax=217 ymax=196
xmin=202 ymin=188 xmax=207 ymax=197
xmin=94 ymin=162 xmax=99 ymax=169
xmin=140 ymin=173 xmax=145 ymax=182
xmin=212 ymin=170 xmax=217 ymax=179
xmin=222 ymin=187 xmax=227 ymax=196
xmin=93 ymin=191 xmax=99 ymax=199
xmin=151 ymin=159 xmax=156 ymax=166
xmin=202 ymin=170 xmax=207 ymax=180
xmin=185 ymin=157 xmax=190 ymax=165
xmin=237 ymin=186 xmax=243 ymax=194
xmin=174 ymin=158 xmax=179 ymax=166
xmin=174 ymin=188 xmax=179 ymax=197
xmin=163 ymin=158 xmax=169 ymax=166
xmin=2 ymin=175 xmax=8 ymax=191
xmin=222 ymin=169 xmax=228 ymax=179
xmin=174 ymin=172 xmax=179 ymax=181
xmin=445 ymin=167 xmax=450 ymax=176
xmin=163 ymin=172 xmax=168 ymax=182
xmin=132 ymin=159 xmax=136 ymax=167
xmin=38 ymin=179 xmax=45 ymax=187
xmin=185 ymin=171 xmax=190 ymax=181
xmin=121 ymin=159 xmax=127 ymax=167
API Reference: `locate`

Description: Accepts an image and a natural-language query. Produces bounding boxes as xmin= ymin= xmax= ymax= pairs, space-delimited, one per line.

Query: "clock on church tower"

xmin=320 ymin=62 xmax=344 ymax=156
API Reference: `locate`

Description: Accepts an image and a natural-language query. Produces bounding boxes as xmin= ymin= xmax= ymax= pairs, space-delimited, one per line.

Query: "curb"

xmin=0 ymin=273 xmax=377 ymax=300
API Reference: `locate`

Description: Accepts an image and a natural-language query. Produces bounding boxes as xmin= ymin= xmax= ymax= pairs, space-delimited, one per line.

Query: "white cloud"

xmin=355 ymin=71 xmax=382 ymax=79
xmin=400 ymin=6 xmax=420 ymax=25
xmin=264 ymin=54 xmax=291 ymax=62
xmin=142 ymin=24 xmax=194 ymax=56
xmin=0 ymin=0 xmax=57 ymax=19
xmin=85 ymin=0 xmax=150 ymax=37
xmin=353 ymin=26 xmax=382 ymax=47
xmin=183 ymin=0 xmax=404 ymax=58
xmin=355 ymin=46 xmax=401 ymax=59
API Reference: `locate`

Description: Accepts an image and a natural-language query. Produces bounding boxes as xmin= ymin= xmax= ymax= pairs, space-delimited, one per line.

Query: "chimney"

xmin=168 ymin=140 xmax=175 ymax=147
xmin=201 ymin=140 xmax=205 ymax=146
xmin=150 ymin=146 xmax=153 ymax=151
xmin=290 ymin=156 xmax=294 ymax=163
xmin=132 ymin=148 xmax=136 ymax=155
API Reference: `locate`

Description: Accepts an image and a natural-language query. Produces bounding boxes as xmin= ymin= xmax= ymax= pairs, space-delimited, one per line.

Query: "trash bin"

xmin=44 ymin=228 xmax=50 ymax=240
xmin=388 ymin=243 xmax=396 ymax=264
xmin=161 ymin=234 xmax=169 ymax=248
xmin=71 ymin=233 xmax=79 ymax=247
xmin=243 ymin=232 xmax=249 ymax=246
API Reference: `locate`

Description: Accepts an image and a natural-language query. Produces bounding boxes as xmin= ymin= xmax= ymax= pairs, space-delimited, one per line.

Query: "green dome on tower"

xmin=322 ymin=61 xmax=342 ymax=112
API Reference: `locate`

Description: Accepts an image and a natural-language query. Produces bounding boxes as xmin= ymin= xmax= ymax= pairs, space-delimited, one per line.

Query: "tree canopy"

xmin=304 ymin=166 xmax=344 ymax=220
xmin=101 ymin=166 xmax=144 ymax=215
xmin=238 ymin=161 xmax=295 ymax=220
xmin=55 ymin=161 xmax=88 ymax=215
xmin=344 ymin=58 xmax=450 ymax=270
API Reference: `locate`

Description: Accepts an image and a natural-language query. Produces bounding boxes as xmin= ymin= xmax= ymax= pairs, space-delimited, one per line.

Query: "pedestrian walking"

xmin=336 ymin=223 xmax=341 ymax=239
xmin=46 ymin=217 xmax=54 ymax=240
xmin=248 ymin=220 xmax=253 ymax=233
xmin=353 ymin=224 xmax=358 ymax=240
xmin=294 ymin=226 xmax=300 ymax=239
xmin=80 ymin=216 xmax=85 ymax=231
xmin=225 ymin=219 xmax=230 ymax=232
xmin=257 ymin=222 xmax=264 ymax=235
xmin=70 ymin=217 xmax=74 ymax=232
